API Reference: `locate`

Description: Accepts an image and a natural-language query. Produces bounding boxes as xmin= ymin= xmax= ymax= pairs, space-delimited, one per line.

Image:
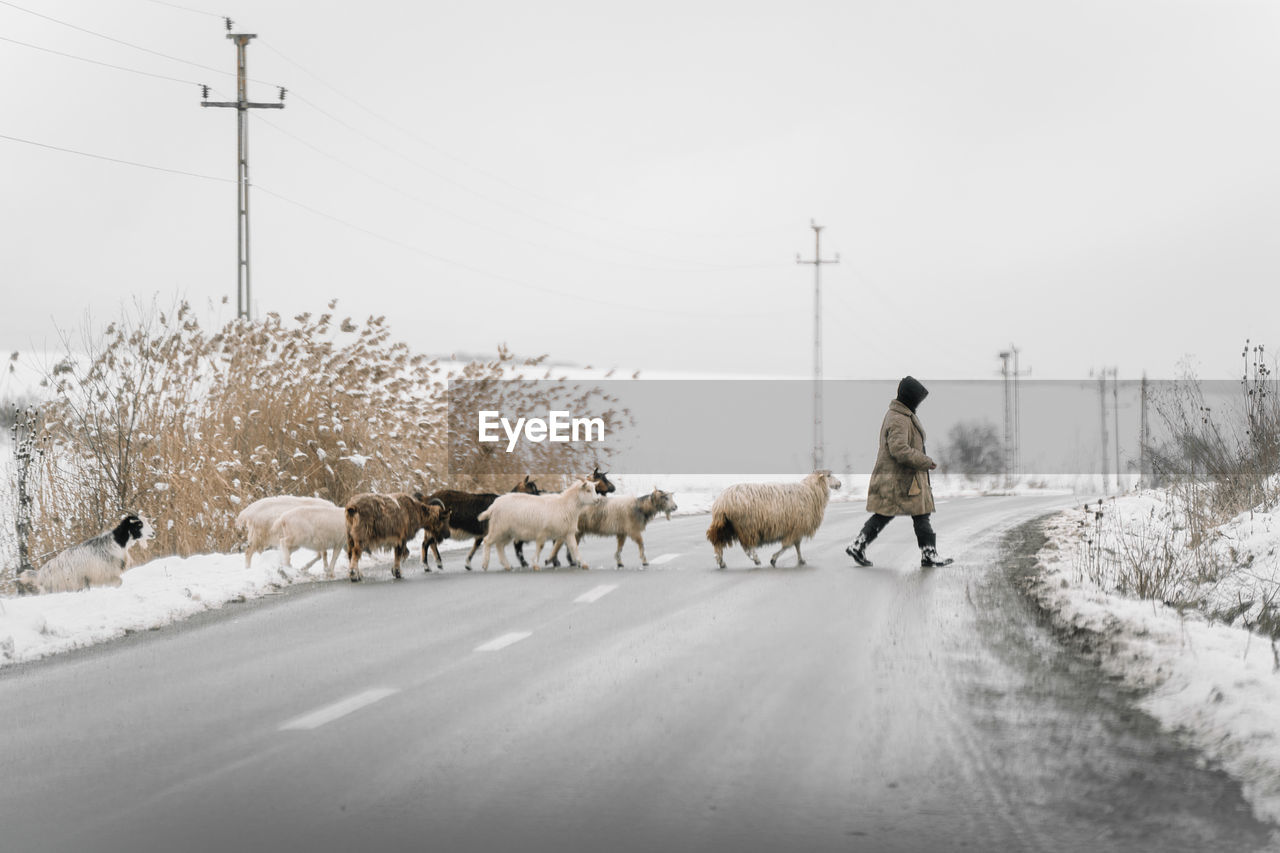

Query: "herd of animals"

xmin=12 ymin=469 xmax=845 ymax=594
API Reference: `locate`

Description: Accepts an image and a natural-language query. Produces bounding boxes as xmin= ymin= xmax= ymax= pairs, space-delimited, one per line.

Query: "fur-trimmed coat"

xmin=866 ymin=400 xmax=936 ymax=516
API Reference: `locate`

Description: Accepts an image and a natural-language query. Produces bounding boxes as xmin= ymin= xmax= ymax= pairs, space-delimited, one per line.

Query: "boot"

xmin=846 ymin=533 xmax=873 ymax=567
xmin=921 ymin=546 xmax=953 ymax=568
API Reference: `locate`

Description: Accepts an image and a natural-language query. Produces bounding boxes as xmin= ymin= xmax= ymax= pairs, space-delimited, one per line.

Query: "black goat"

xmin=422 ymin=476 xmax=541 ymax=570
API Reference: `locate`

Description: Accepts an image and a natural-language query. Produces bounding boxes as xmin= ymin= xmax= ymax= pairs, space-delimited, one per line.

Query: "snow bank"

xmin=0 ymin=536 xmax=476 ymax=668
xmin=0 ymin=552 xmax=333 ymax=666
xmin=1030 ymin=497 xmax=1280 ymax=827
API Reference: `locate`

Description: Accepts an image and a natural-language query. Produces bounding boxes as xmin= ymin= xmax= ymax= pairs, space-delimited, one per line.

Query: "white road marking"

xmin=646 ymin=553 xmax=680 ymax=566
xmin=574 ymin=584 xmax=618 ymax=604
xmin=279 ymin=687 xmax=399 ymax=731
xmin=475 ymin=631 xmax=532 ymax=652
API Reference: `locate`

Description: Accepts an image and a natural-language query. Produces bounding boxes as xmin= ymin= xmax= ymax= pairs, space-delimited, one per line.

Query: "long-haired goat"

xmin=345 ymin=493 xmax=451 ymax=582
xmin=235 ymin=495 xmax=338 ymax=568
xmin=420 ymin=475 xmax=541 ymax=571
xmin=706 ymin=470 xmax=842 ymax=568
xmin=548 ymin=488 xmax=678 ymax=569
xmin=477 ymin=479 xmax=603 ymax=571
xmin=271 ymin=504 xmax=348 ymax=577
xmin=16 ymin=513 xmax=155 ymax=594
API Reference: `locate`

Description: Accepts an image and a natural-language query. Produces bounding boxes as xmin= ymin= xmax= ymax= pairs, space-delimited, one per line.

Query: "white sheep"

xmin=16 ymin=513 xmax=155 ymax=594
xmin=705 ymin=470 xmax=842 ymax=568
xmin=235 ymin=495 xmax=337 ymax=568
xmin=271 ymin=504 xmax=348 ymax=577
xmin=547 ymin=488 xmax=678 ymax=569
xmin=478 ymin=478 xmax=603 ymax=571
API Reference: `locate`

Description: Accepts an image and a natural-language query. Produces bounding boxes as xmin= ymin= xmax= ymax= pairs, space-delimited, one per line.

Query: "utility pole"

xmin=1139 ymin=372 xmax=1150 ymax=488
xmin=997 ymin=346 xmax=1030 ymax=485
xmin=1012 ymin=346 xmax=1028 ymax=474
xmin=1093 ymin=368 xmax=1113 ymax=494
xmin=201 ymin=22 xmax=284 ymax=320
xmin=796 ymin=220 xmax=839 ymax=470
xmin=1112 ymin=368 xmax=1121 ymax=491
xmin=998 ymin=351 xmax=1013 ymax=483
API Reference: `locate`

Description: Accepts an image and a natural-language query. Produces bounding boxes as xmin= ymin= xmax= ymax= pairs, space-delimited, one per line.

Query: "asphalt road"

xmin=0 ymin=495 xmax=1275 ymax=852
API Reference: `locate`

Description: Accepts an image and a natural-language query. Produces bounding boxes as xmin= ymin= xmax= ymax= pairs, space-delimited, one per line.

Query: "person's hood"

xmin=896 ymin=376 xmax=928 ymax=412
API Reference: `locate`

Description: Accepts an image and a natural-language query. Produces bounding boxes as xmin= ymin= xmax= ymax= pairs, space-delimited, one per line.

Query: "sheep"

xmin=15 ymin=513 xmax=155 ymax=595
xmin=547 ymin=488 xmax=678 ymax=569
xmin=477 ymin=478 xmax=603 ymax=571
xmin=271 ymin=504 xmax=348 ymax=577
xmin=420 ymin=475 xmax=541 ymax=571
xmin=705 ymin=470 xmax=842 ymax=569
xmin=345 ymin=492 xmax=451 ymax=582
xmin=235 ymin=495 xmax=338 ymax=568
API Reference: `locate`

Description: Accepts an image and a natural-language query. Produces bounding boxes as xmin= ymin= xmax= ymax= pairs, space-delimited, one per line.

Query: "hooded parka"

xmin=865 ymin=397 xmax=936 ymax=517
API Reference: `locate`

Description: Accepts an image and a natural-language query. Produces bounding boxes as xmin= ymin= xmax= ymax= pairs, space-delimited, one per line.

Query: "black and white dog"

xmin=16 ymin=513 xmax=155 ymax=595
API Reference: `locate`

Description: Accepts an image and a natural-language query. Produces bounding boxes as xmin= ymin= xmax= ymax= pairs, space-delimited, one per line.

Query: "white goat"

xmin=477 ymin=479 xmax=603 ymax=571
xmin=235 ymin=495 xmax=337 ymax=568
xmin=706 ymin=470 xmax=842 ymax=568
xmin=548 ymin=488 xmax=678 ymax=569
xmin=16 ymin=513 xmax=155 ymax=594
xmin=271 ymin=504 xmax=348 ymax=576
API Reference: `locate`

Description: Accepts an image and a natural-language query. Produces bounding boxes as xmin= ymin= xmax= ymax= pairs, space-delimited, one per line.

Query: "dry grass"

xmin=1147 ymin=343 xmax=1280 ymax=542
xmin=3 ymin=298 xmax=625 ymax=588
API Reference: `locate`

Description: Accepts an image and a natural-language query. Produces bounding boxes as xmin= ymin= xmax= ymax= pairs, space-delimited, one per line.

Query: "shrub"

xmin=941 ymin=419 xmax=1004 ymax=480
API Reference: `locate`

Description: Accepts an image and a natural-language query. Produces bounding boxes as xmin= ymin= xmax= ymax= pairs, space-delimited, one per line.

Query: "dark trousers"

xmin=860 ymin=513 xmax=936 ymax=549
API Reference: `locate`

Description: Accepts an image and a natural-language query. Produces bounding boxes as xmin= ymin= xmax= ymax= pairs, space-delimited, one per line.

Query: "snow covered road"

xmin=0 ymin=495 xmax=1275 ymax=852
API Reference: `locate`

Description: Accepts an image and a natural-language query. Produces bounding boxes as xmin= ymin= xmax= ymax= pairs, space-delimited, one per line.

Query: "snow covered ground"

xmin=1028 ymin=490 xmax=1280 ymax=826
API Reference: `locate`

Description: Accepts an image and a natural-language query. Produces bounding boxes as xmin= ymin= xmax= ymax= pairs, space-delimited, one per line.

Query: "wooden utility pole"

xmin=201 ymin=25 xmax=284 ymax=319
xmin=796 ymin=221 xmax=839 ymax=470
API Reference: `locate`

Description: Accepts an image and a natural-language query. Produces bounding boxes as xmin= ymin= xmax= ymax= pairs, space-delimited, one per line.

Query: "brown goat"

xmin=345 ymin=492 xmax=451 ymax=582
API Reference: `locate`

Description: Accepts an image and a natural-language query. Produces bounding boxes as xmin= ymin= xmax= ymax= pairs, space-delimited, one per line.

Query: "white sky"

xmin=2 ymin=0 xmax=1278 ymax=380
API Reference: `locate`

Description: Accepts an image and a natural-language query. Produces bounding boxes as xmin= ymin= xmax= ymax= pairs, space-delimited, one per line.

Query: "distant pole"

xmin=201 ymin=24 xmax=285 ymax=319
xmin=997 ymin=346 xmax=1030 ymax=485
xmin=1012 ymin=346 xmax=1025 ymax=474
xmin=1139 ymin=372 xmax=1150 ymax=488
xmin=1097 ymin=371 xmax=1110 ymax=494
xmin=998 ymin=350 xmax=1012 ymax=483
xmin=796 ymin=221 xmax=839 ymax=470
xmin=1111 ymin=368 xmax=1121 ymax=491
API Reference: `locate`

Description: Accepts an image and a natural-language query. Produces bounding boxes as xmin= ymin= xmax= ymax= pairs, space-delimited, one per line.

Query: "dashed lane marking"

xmin=279 ymin=687 xmax=400 ymax=731
xmin=646 ymin=553 xmax=680 ymax=566
xmin=475 ymin=631 xmax=533 ymax=652
xmin=574 ymin=584 xmax=618 ymax=604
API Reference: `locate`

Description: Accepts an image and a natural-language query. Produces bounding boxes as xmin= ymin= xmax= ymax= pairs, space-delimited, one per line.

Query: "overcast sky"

xmin=2 ymin=0 xmax=1278 ymax=381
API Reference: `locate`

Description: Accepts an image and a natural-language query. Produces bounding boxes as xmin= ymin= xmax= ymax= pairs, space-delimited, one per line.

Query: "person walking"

xmin=846 ymin=376 xmax=953 ymax=568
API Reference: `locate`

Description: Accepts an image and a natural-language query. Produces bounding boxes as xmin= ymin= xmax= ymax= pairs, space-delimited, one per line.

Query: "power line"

xmin=252 ymin=184 xmax=769 ymax=320
xmin=252 ymin=113 xmax=783 ymax=276
xmin=139 ymin=0 xmax=224 ymax=19
xmin=0 ymin=125 xmax=769 ymax=319
xmin=4 ymin=0 xmax=779 ymax=268
xmin=0 ymin=131 xmax=231 ymax=182
xmin=0 ymin=34 xmax=201 ymax=86
xmin=259 ymin=39 xmax=794 ymax=242
xmin=285 ymin=91 xmax=753 ymax=271
xmin=0 ymin=0 xmax=279 ymax=85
